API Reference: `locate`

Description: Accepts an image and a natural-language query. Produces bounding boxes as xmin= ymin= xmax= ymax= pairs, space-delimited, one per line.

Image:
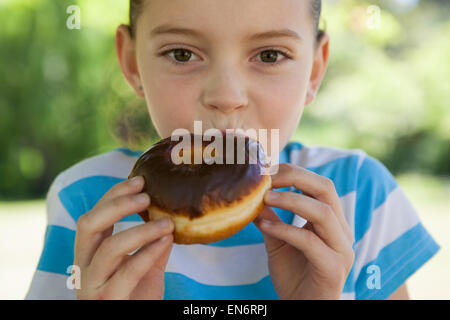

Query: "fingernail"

xmin=156 ymin=218 xmax=171 ymax=228
xmin=134 ymin=193 xmax=149 ymax=203
xmin=159 ymin=235 xmax=169 ymax=242
xmin=260 ymin=219 xmax=273 ymax=227
xmin=265 ymin=190 xmax=279 ymax=202
xmin=129 ymin=176 xmax=143 ymax=186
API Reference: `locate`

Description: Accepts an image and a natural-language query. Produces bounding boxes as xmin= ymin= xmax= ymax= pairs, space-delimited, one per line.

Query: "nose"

xmin=202 ymin=65 xmax=248 ymax=114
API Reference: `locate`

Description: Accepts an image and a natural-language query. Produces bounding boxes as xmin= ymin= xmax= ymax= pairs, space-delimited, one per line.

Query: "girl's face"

xmin=116 ymin=0 xmax=329 ymax=152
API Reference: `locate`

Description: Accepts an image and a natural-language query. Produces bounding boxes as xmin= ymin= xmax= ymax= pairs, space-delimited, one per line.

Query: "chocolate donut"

xmin=128 ymin=132 xmax=272 ymax=244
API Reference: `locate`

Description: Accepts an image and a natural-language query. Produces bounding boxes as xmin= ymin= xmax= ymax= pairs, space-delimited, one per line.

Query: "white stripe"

xmin=292 ymin=214 xmax=307 ymax=228
xmin=340 ymin=292 xmax=356 ymax=300
xmin=114 ymin=225 xmax=270 ymax=286
xmin=340 ymin=191 xmax=356 ymax=235
xmin=56 ymin=150 xmax=135 ymax=188
xmin=113 ymin=221 xmax=270 ymax=286
xmin=290 ymin=145 xmax=366 ymax=169
xmin=25 ymin=270 xmax=75 ymax=300
xmin=356 ymin=150 xmax=367 ymax=172
xmin=113 ymin=221 xmax=144 ymax=235
xmin=45 ymin=150 xmax=137 ymax=230
xmin=288 ymin=183 xmax=356 ymax=241
xmin=353 ymin=186 xmax=420 ymax=278
xmin=46 ymin=178 xmax=77 ymax=230
xmin=166 ymin=243 xmax=269 ymax=286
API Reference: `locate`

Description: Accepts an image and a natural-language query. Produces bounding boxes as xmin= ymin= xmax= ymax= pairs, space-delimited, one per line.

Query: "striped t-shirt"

xmin=25 ymin=141 xmax=440 ymax=300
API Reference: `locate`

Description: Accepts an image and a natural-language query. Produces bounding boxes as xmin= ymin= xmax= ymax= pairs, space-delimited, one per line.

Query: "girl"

xmin=26 ymin=0 xmax=439 ymax=300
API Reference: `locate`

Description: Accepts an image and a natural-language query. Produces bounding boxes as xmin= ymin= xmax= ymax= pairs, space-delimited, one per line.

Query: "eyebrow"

xmin=150 ymin=24 xmax=303 ymax=42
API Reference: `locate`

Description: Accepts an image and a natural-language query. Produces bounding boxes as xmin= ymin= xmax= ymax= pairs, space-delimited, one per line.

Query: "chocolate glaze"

xmin=128 ymin=133 xmax=267 ymax=219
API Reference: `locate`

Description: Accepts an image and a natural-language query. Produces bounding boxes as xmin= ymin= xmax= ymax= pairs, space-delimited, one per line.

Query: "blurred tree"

xmin=0 ymin=0 xmax=156 ymax=199
xmin=296 ymin=0 xmax=450 ymax=175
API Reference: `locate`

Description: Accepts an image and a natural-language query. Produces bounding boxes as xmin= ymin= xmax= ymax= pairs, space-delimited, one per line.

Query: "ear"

xmin=115 ymin=24 xmax=145 ymax=98
xmin=305 ymin=33 xmax=330 ymax=106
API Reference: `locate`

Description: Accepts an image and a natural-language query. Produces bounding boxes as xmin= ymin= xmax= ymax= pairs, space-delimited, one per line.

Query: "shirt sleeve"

xmin=25 ymin=173 xmax=77 ymax=300
xmin=352 ymin=155 xmax=440 ymax=300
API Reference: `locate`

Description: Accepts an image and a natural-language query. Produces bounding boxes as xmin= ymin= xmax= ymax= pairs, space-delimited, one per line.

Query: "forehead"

xmin=140 ymin=0 xmax=313 ymax=42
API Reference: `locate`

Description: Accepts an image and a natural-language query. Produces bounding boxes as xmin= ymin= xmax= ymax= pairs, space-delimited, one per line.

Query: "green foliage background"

xmin=0 ymin=0 xmax=449 ymax=199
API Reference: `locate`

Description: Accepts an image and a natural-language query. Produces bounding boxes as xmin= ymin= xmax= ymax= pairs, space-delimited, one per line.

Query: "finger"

xmin=264 ymin=190 xmax=350 ymax=253
xmin=255 ymin=218 xmax=334 ymax=270
xmin=271 ymin=163 xmax=353 ymax=243
xmin=88 ymin=218 xmax=174 ymax=288
xmin=94 ymin=176 xmax=146 ymax=208
xmin=79 ymin=191 xmax=151 ymax=236
xmin=253 ymin=206 xmax=287 ymax=255
xmin=254 ymin=205 xmax=283 ymax=223
xmin=150 ymin=232 xmax=175 ymax=273
xmin=74 ymin=226 xmax=113 ymax=271
xmin=100 ymin=234 xmax=174 ymax=299
xmin=131 ymin=235 xmax=174 ymax=298
xmin=74 ymin=192 xmax=151 ymax=269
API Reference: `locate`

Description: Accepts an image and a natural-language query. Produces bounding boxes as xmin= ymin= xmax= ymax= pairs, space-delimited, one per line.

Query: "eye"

xmin=160 ymin=47 xmax=292 ymax=67
xmin=161 ymin=48 xmax=199 ymax=65
xmin=256 ymin=49 xmax=291 ymax=66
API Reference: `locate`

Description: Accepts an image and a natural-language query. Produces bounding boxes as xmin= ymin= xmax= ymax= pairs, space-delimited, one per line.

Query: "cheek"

xmin=145 ymin=73 xmax=200 ymax=137
xmin=254 ymin=65 xmax=310 ymax=130
xmin=250 ymin=63 xmax=311 ymax=151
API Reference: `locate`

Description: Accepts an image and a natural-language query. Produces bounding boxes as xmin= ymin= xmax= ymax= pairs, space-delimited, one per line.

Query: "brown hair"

xmin=129 ymin=0 xmax=325 ymax=43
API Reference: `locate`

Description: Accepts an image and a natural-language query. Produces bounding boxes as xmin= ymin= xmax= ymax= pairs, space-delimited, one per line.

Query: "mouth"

xmin=220 ymin=128 xmax=235 ymax=135
xmin=219 ymin=128 xmax=248 ymax=137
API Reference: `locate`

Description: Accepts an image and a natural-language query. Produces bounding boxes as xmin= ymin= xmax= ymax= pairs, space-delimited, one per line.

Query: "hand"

xmin=254 ymin=163 xmax=355 ymax=299
xmin=73 ymin=176 xmax=175 ymax=300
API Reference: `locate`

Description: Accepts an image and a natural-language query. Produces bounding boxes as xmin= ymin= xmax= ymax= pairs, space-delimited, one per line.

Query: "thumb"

xmin=253 ymin=206 xmax=286 ymax=254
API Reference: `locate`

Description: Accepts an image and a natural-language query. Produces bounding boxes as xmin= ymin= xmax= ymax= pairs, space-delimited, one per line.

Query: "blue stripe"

xmin=355 ymin=222 xmax=440 ymax=300
xmin=35 ymin=224 xmax=354 ymax=297
xmin=37 ymin=225 xmax=75 ymax=275
xmin=58 ymin=176 xmax=142 ymax=223
xmin=354 ymin=156 xmax=398 ymax=243
xmin=285 ymin=141 xmax=303 ymax=154
xmin=343 ymin=264 xmax=355 ymax=293
xmin=306 ymin=154 xmax=360 ymax=197
xmin=164 ymin=273 xmax=278 ymax=300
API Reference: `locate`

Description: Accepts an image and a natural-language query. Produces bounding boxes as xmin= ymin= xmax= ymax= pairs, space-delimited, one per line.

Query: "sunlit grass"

xmin=0 ymin=199 xmax=46 ymax=300
xmin=396 ymin=173 xmax=450 ymax=208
